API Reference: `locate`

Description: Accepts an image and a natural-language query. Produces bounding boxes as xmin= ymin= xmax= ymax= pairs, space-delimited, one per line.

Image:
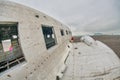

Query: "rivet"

xmin=35 ymin=15 xmax=39 ymax=18
xmin=30 ymin=72 xmax=32 ymax=74
xmin=25 ymin=76 xmax=27 ymax=79
xmin=34 ymin=69 xmax=36 ymax=71
xmin=7 ymin=75 xmax=11 ymax=77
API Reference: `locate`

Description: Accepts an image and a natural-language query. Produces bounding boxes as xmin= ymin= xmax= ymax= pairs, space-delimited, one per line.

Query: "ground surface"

xmin=92 ymin=35 xmax=120 ymax=58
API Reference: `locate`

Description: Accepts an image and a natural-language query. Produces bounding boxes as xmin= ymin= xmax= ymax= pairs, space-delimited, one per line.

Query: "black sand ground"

xmin=92 ymin=35 xmax=120 ymax=58
xmin=73 ymin=35 xmax=120 ymax=58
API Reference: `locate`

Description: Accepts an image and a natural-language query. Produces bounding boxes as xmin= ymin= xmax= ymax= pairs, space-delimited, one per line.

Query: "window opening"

xmin=60 ymin=29 xmax=64 ymax=36
xmin=42 ymin=25 xmax=57 ymax=49
xmin=0 ymin=23 xmax=25 ymax=73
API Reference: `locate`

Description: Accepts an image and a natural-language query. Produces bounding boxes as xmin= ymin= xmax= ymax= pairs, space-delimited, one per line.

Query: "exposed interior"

xmin=0 ymin=23 xmax=25 ymax=73
xmin=42 ymin=25 xmax=57 ymax=49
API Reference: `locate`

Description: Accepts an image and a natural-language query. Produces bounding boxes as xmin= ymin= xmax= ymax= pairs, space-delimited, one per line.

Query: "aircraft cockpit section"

xmin=0 ymin=23 xmax=25 ymax=73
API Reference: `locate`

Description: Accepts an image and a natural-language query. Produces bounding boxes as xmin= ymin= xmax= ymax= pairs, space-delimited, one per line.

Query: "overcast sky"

xmin=10 ymin=0 xmax=120 ymax=35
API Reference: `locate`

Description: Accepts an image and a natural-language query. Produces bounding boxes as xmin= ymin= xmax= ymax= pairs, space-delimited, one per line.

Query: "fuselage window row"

xmin=0 ymin=23 xmax=70 ymax=73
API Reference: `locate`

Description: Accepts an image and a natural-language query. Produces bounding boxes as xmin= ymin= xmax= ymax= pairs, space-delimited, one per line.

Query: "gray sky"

xmin=10 ymin=0 xmax=120 ymax=35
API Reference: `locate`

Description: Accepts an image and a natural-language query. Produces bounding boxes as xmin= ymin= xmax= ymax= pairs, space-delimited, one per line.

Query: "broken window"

xmin=60 ymin=29 xmax=64 ymax=36
xmin=69 ymin=31 xmax=72 ymax=35
xmin=42 ymin=25 xmax=57 ymax=49
xmin=0 ymin=23 xmax=25 ymax=73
